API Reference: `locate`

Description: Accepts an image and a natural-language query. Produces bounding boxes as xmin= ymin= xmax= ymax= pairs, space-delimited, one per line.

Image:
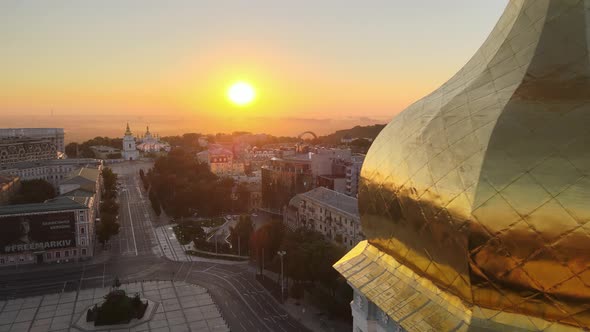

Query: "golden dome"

xmin=358 ymin=0 xmax=590 ymax=329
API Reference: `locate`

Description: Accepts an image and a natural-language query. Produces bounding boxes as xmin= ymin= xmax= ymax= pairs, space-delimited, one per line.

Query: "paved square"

xmin=0 ymin=281 xmax=229 ymax=332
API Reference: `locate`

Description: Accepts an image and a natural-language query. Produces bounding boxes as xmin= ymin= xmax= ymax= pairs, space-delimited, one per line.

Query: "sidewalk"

xmin=155 ymin=224 xmax=248 ymax=265
xmin=0 ymin=281 xmax=229 ymax=332
xmin=249 ymin=266 xmax=352 ymax=332
xmin=0 ymin=242 xmax=111 ymax=277
xmin=157 ymin=223 xmax=351 ymax=331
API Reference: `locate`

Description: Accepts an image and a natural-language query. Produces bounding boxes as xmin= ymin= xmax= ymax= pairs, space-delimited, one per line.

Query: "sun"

xmin=227 ymin=81 xmax=256 ymax=106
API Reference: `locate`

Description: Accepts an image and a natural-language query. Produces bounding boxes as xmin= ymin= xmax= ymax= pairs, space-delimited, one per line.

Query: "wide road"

xmin=0 ymin=161 xmax=309 ymax=332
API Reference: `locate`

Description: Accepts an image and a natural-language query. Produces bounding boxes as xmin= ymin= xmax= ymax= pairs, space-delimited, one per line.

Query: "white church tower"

xmin=122 ymin=123 xmax=139 ymax=161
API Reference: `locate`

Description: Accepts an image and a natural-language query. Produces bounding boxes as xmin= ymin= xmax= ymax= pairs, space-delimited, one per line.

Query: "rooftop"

xmin=0 ymin=196 xmax=86 ymax=216
xmin=0 ymin=158 xmax=101 ymax=171
xmin=0 ymin=138 xmax=52 ymax=145
xmin=299 ymin=186 xmax=358 ymax=218
xmin=271 ymin=153 xmax=312 ymax=163
xmin=209 ymin=147 xmax=233 ymax=156
xmin=66 ymin=167 xmax=100 ymax=181
xmin=61 ymin=189 xmax=94 ymax=207
xmin=0 ymin=128 xmax=64 ymax=137
xmin=287 ymin=194 xmax=303 ymax=210
xmin=60 ymin=167 xmax=101 ymax=194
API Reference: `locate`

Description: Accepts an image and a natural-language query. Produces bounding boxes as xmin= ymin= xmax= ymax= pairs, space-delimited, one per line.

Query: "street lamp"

xmin=277 ymin=250 xmax=286 ymax=302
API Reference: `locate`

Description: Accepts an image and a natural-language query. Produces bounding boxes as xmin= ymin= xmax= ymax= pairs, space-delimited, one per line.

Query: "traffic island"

xmin=0 ymin=281 xmax=229 ymax=331
xmin=87 ymin=290 xmax=148 ymax=325
xmin=73 ymin=284 xmax=159 ymax=331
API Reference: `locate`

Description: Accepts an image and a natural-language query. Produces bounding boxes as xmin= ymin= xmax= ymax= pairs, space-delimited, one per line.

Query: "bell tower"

xmin=122 ymin=123 xmax=139 ymax=161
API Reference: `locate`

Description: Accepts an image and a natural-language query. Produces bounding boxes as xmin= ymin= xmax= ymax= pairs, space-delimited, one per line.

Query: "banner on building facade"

xmin=0 ymin=212 xmax=76 ymax=254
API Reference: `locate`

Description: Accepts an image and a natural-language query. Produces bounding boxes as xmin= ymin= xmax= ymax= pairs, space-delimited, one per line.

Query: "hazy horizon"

xmin=1 ymin=112 xmax=388 ymax=142
xmin=0 ymin=1 xmax=508 ymax=141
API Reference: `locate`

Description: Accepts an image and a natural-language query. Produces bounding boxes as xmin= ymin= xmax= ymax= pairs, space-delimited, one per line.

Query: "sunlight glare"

xmin=227 ymin=81 xmax=256 ymax=106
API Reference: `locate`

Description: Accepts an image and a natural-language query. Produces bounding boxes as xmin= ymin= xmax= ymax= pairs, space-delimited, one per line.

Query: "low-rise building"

xmin=136 ymin=126 xmax=171 ymax=153
xmin=245 ymin=147 xmax=276 ymax=160
xmin=311 ymin=148 xmax=351 ymax=178
xmin=58 ymin=167 xmax=102 ymax=259
xmin=0 ymin=128 xmax=65 ymax=155
xmin=0 ymin=139 xmax=58 ymax=167
xmin=197 ymin=147 xmax=244 ymax=177
xmin=312 ymin=148 xmax=364 ymax=197
xmin=343 ymin=154 xmax=364 ymax=197
xmin=89 ymin=145 xmax=121 ymax=159
xmin=122 ymin=123 xmax=139 ymax=161
xmin=0 ymin=165 xmax=102 ymax=267
xmin=284 ymin=187 xmax=364 ymax=250
xmin=198 ymin=136 xmax=208 ymax=148
xmin=262 ymin=154 xmax=314 ymax=214
xmin=0 ymin=196 xmax=96 ymax=266
xmin=234 ymin=172 xmax=262 ymax=212
xmin=0 ymin=158 xmax=101 ymax=187
xmin=244 ymin=147 xmax=277 ymax=171
xmin=341 ymin=134 xmax=354 ymax=144
xmin=58 ymin=167 xmax=102 ymax=197
xmin=316 ymin=175 xmax=347 ymax=193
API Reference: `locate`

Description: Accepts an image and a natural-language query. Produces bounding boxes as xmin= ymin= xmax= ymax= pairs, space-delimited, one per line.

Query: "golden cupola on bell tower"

xmin=335 ymin=1 xmax=590 ymax=331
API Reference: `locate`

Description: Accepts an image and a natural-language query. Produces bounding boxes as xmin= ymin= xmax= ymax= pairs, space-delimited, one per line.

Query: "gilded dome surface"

xmin=359 ymin=0 xmax=590 ymax=328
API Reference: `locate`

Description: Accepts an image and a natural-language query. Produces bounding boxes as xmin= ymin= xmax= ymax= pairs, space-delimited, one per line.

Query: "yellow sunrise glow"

xmin=227 ymin=81 xmax=256 ymax=106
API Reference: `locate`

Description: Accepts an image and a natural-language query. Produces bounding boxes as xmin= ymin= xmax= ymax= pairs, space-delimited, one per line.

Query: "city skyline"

xmin=1 ymin=2 xmax=590 ymax=331
xmin=1 ymin=1 xmax=507 ymax=140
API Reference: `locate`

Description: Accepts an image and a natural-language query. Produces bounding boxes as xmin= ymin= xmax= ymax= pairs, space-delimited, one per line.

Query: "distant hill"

xmin=318 ymin=124 xmax=386 ymax=144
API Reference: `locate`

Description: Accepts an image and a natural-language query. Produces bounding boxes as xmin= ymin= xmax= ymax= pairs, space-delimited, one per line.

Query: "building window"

xmin=0 ymin=258 xmax=4 ymax=264
xmin=81 ymin=227 xmax=85 ymax=234
xmin=73 ymin=249 xmax=77 ymax=256
xmin=64 ymin=251 xmax=69 ymax=257
xmin=56 ymin=252 xmax=61 ymax=258
xmin=82 ymin=248 xmax=87 ymax=256
xmin=46 ymin=253 xmax=52 ymax=260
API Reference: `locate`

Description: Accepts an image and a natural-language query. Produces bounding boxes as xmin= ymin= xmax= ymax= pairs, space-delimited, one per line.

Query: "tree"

xmin=278 ymin=228 xmax=341 ymax=285
xmin=11 ymin=179 xmax=56 ymax=204
xmin=101 ymin=212 xmax=117 ymax=224
xmin=230 ymin=215 xmax=253 ymax=255
xmin=146 ymin=147 xmax=236 ymax=218
xmin=100 ymin=199 xmax=119 ymax=215
xmin=97 ymin=166 xmax=120 ymax=245
xmin=106 ymin=153 xmax=122 ymax=159
xmin=251 ymin=221 xmax=284 ymax=262
xmin=236 ymin=182 xmax=250 ymax=212
xmin=101 ymin=167 xmax=118 ymax=200
xmin=149 ymin=190 xmax=161 ymax=216
xmin=65 ymin=142 xmax=78 ymax=158
xmin=102 ymin=168 xmax=117 ymax=191
xmin=97 ymin=219 xmax=120 ymax=245
xmin=159 ymin=133 xmax=201 ymax=152
xmin=67 ymin=136 xmax=123 ymax=159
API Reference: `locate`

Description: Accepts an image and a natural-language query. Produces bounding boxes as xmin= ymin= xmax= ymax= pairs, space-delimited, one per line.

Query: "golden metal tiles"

xmin=336 ymin=0 xmax=590 ymax=330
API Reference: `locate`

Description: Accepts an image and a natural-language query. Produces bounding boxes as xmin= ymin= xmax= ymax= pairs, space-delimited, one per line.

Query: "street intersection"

xmin=0 ymin=161 xmax=309 ymax=332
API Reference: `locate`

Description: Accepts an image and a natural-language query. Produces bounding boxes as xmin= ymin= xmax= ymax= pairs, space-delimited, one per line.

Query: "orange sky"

xmin=0 ymin=1 xmax=507 ymax=141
